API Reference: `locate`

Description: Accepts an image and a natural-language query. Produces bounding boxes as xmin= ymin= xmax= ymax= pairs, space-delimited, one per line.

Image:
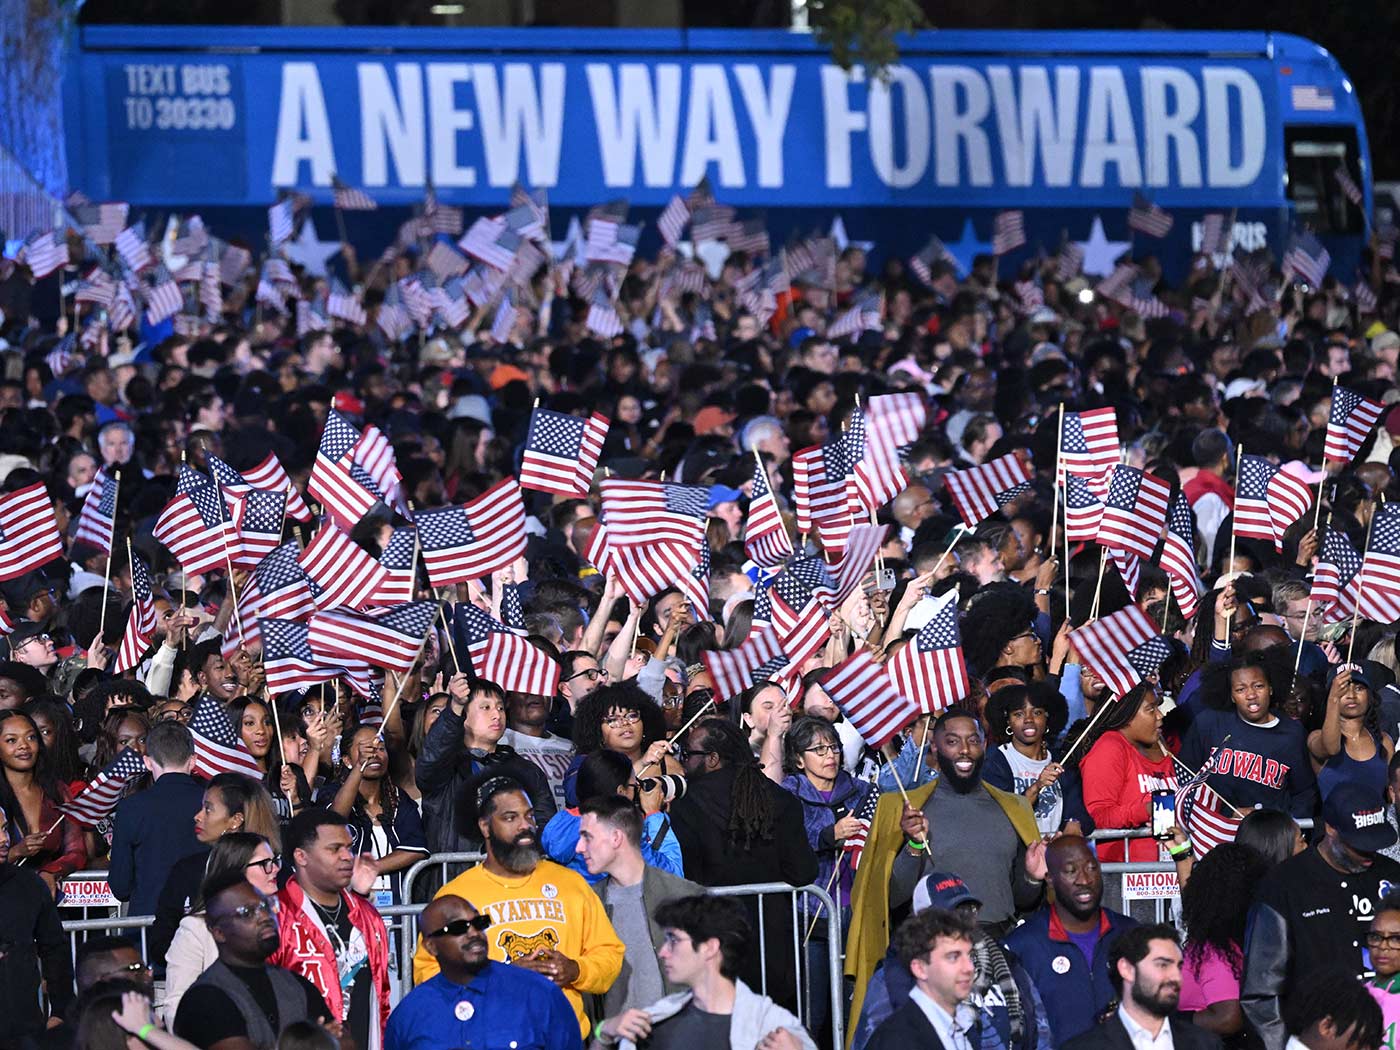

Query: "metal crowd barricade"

xmin=60 ymin=914 xmax=154 ymax=973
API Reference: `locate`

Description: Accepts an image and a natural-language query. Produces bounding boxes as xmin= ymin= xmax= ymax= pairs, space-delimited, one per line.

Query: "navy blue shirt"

xmin=385 ymin=964 xmax=582 ymax=1050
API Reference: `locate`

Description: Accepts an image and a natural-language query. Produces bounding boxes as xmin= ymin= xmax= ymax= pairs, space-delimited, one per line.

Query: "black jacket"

xmin=414 ymin=702 xmax=556 ymax=854
xmin=150 ymin=847 xmax=211 ymax=969
xmin=1242 ymin=844 xmax=1400 ymax=1050
xmin=668 ymin=764 xmax=819 ymax=1012
xmin=1063 ymin=1013 xmax=1224 ymax=1050
xmin=0 ymin=862 xmax=73 ymax=1037
xmin=107 ymin=771 xmax=207 ymax=916
xmin=866 ymin=998 xmax=952 ymax=1050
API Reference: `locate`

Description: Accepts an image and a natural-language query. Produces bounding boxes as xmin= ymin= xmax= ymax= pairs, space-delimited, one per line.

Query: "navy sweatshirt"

xmin=1179 ymin=709 xmax=1318 ymax=819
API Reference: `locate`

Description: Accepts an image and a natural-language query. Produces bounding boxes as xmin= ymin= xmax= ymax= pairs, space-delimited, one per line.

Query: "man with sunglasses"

xmin=387 ymin=894 xmax=580 ymax=1050
xmin=174 ymin=875 xmax=334 ymax=1050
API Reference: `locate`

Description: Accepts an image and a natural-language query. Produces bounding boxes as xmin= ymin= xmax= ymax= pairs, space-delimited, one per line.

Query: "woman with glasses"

xmin=562 ymin=682 xmax=679 ymax=807
xmin=162 ymin=832 xmax=280 ymax=1025
xmin=319 ymin=725 xmax=429 ymax=906
xmin=1367 ymin=894 xmax=1400 ymax=1032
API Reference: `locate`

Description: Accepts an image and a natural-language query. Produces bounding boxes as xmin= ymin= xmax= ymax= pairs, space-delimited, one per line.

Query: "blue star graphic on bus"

xmin=944 ymin=219 xmax=994 ymax=277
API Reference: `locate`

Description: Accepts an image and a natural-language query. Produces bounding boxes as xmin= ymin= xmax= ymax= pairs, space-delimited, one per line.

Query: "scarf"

xmin=972 ymin=933 xmax=1023 ymax=1041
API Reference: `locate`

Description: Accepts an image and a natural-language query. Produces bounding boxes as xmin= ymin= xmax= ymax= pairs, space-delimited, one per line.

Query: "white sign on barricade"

xmin=60 ymin=878 xmax=118 ymax=908
xmin=1121 ymin=870 xmax=1180 ymax=901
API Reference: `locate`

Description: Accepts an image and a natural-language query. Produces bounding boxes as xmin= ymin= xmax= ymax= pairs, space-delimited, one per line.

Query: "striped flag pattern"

xmin=73 ymin=468 xmax=118 ymax=555
xmin=0 ymin=483 xmax=66 ymax=582
xmin=253 ymin=543 xmax=318 ymax=622
xmin=791 ymin=440 xmax=854 ymax=554
xmin=824 ymin=649 xmax=920 ymax=750
xmin=1097 ymin=466 xmax=1171 ymax=560
xmin=309 ymin=601 xmax=439 ymax=674
xmin=770 ymin=557 xmax=838 ymax=667
xmin=1311 ymin=525 xmax=1362 ymax=623
xmin=376 ymin=528 xmax=418 ymax=605
xmin=1064 ymin=474 xmax=1105 ymax=542
xmin=519 ymin=408 xmax=609 ymax=497
xmin=113 ymin=554 xmax=158 ymax=674
xmin=1357 ymin=504 xmax=1400 ymax=624
xmin=1160 ymin=493 xmax=1202 ymax=620
xmin=1323 ymin=386 xmax=1384 ymax=464
xmin=456 ymin=604 xmax=560 ymax=695
xmin=703 ymin=628 xmax=787 ymax=702
xmin=1058 ymin=408 xmax=1119 ymax=482
xmin=599 ymin=480 xmax=709 ymax=548
xmin=744 ymin=456 xmax=793 ymax=568
xmin=189 ymin=695 xmax=265 ymax=779
xmin=843 ymin=785 xmax=884 ymax=870
xmin=308 ymin=410 xmax=385 ymax=530
xmin=261 ymin=618 xmax=342 ymax=696
xmin=1070 ymin=604 xmax=1169 ymax=697
xmin=153 ymin=466 xmax=240 ymax=576
xmin=299 ymin=523 xmax=391 ymax=611
xmin=943 ymin=454 xmax=1033 ymax=528
xmin=226 ymin=488 xmax=287 ymax=568
xmin=885 ymin=589 xmax=969 ymax=714
xmin=1128 ymin=193 xmax=1174 ymax=237
xmin=991 ymin=210 xmax=1026 ymax=255
xmin=59 ymin=748 xmax=147 ymax=827
xmin=416 ymin=479 xmax=528 ymax=587
xmin=1234 ymin=455 xmax=1314 ymax=552
xmin=241 ymin=453 xmax=312 ymax=523
xmin=851 ymin=393 xmax=926 ymax=512
xmin=1176 ymin=752 xmax=1240 ymax=860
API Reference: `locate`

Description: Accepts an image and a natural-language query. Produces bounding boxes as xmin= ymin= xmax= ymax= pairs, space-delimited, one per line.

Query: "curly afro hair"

xmin=961 ymin=582 xmax=1039 ymax=677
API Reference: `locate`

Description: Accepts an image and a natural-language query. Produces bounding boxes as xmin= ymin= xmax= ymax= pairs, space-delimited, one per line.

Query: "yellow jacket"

xmin=412 ymin=859 xmax=624 ymax=1039
xmin=844 ymin=778 xmax=1040 ymax=1046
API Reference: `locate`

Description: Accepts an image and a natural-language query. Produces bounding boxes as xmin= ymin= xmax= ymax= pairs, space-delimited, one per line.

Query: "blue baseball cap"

xmin=912 ymin=872 xmax=982 ymax=914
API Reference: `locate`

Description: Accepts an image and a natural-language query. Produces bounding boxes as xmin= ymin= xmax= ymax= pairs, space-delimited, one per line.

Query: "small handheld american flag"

xmin=1175 ymin=747 xmax=1241 ymax=860
xmin=189 ymin=696 xmax=264 ymax=779
xmin=825 ymin=649 xmax=920 ymax=751
xmin=60 ymin=748 xmax=148 ymax=828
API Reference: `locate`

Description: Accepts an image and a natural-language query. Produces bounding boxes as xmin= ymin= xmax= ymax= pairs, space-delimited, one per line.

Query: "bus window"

xmin=1284 ymin=126 xmax=1364 ymax=236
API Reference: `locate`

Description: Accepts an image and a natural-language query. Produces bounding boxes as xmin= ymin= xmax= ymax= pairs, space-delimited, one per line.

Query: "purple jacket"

xmin=780 ymin=771 xmax=873 ymax=909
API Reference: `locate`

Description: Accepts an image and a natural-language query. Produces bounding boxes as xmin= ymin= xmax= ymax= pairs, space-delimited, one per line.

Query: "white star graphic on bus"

xmin=829 ymin=216 xmax=875 ymax=255
xmin=283 ymin=218 xmax=341 ymax=278
xmin=1075 ymin=216 xmax=1133 ymax=277
xmin=551 ymin=215 xmax=584 ymax=263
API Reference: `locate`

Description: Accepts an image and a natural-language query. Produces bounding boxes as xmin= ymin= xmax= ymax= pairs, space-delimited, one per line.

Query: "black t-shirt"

xmin=645 ymin=1003 xmax=732 ymax=1050
xmin=173 ymin=964 xmax=329 ymax=1049
xmin=313 ymin=898 xmax=373 ymax=1050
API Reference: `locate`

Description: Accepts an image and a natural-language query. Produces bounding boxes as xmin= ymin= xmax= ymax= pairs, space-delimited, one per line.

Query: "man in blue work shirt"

xmin=386 ymin=893 xmax=581 ymax=1050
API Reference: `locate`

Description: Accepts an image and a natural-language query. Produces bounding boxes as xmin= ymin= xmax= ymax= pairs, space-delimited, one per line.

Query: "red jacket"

xmin=1182 ymin=469 xmax=1233 ymax=510
xmin=1079 ymin=730 xmax=1179 ymax=862
xmin=269 ymin=878 xmax=391 ymax=1047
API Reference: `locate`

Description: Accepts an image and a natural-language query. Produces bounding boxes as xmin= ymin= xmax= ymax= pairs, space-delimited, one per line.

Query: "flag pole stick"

xmin=1224 ymin=444 xmax=1243 ymax=635
xmin=439 ymin=605 xmax=461 ymax=674
xmin=803 ymin=855 xmax=846 ymax=945
xmin=639 ymin=698 xmax=715 ymax=777
xmin=931 ymin=525 xmax=965 ymax=577
xmin=16 ymin=815 xmax=67 ymax=866
xmin=333 ymin=202 xmax=349 ymax=248
xmin=1060 ymin=692 xmax=1118 ymax=765
xmin=1053 ymin=404 xmax=1067 ymax=619
xmin=1295 ymin=510 xmax=1330 ymax=677
xmin=1347 ymin=498 xmax=1381 ymax=666
xmin=377 ymin=625 xmax=434 ymax=743
xmin=882 ymin=753 xmax=928 ymax=846
xmin=96 ymin=474 xmax=120 ymax=644
xmin=1088 ymin=547 xmax=1109 ymax=621
xmin=1313 ymin=378 xmax=1338 ymax=535
xmin=914 ymin=714 xmax=932 ymax=783
xmin=1161 ymin=736 xmax=1247 ymax=817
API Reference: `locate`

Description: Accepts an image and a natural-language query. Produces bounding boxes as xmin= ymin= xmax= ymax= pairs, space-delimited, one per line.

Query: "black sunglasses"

xmin=677 ymin=748 xmax=712 ymax=760
xmin=426 ymin=915 xmax=492 ymax=938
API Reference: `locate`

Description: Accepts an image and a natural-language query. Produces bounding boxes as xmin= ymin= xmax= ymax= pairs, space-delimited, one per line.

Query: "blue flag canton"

xmin=751 ymin=457 xmax=773 ymax=500
xmin=256 ymin=542 xmax=307 ymax=592
xmin=1322 ymin=527 xmax=1362 ymax=580
xmin=774 ymin=557 xmax=835 ymax=607
xmin=843 ymin=407 xmax=868 ymax=462
xmin=1332 ymin=387 xmax=1364 ymax=426
xmin=916 ymin=600 xmax=961 ymax=652
xmin=1061 ymin=412 xmax=1089 ymax=454
xmin=261 ymin=618 xmax=314 ymax=660
xmin=752 ymin=582 xmax=773 ymax=623
xmin=181 ymin=468 xmax=230 ymax=527
xmin=1066 ymin=475 xmax=1101 ymax=509
xmin=1105 ymin=466 xmax=1144 ymax=511
xmin=1127 ymin=636 xmax=1174 ymax=680
xmin=191 ymin=696 xmax=240 ymax=747
xmin=380 ymin=528 xmax=417 ymax=571
xmin=1168 ymin=493 xmax=1196 ymax=540
xmin=457 ymin=603 xmax=510 ymax=645
xmin=93 ymin=472 xmax=119 ymax=518
xmin=1237 ymin=456 xmax=1273 ymax=501
xmin=753 ymin=652 xmax=789 ymax=682
xmin=320 ymin=411 xmax=363 ymax=464
xmin=417 ymin=506 xmax=475 ymax=550
xmin=528 ymin=409 xmax=586 ymax=456
xmin=664 ymin=484 xmax=710 ymax=520
xmin=691 ymin=541 xmax=711 ymax=584
xmin=240 ymin=490 xmax=286 ymax=534
xmin=101 ymin=746 xmax=149 ymax=782
xmin=996 ymin=482 xmax=1033 ymax=508
xmin=820 ymin=436 xmax=853 ymax=481
xmin=501 ymin=584 xmax=525 ymax=629
xmin=207 ymin=454 xmax=247 ymax=489
xmin=377 ymin=600 xmax=439 ymax=639
xmin=130 ymin=555 xmax=153 ymax=602
xmin=1370 ymin=504 xmax=1400 ymax=557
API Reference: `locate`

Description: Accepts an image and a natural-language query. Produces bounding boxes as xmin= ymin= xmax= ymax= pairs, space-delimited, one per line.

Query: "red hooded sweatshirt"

xmin=1079 ymin=731 xmax=1179 ymax=862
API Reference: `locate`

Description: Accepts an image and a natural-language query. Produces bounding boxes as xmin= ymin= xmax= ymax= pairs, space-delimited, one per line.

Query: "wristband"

xmin=594 ymin=1019 xmax=615 ymax=1045
xmin=1035 ymin=588 xmax=1051 ymax=596
xmin=906 ymin=838 xmax=927 ymax=852
xmin=1167 ymin=841 xmax=1192 ymax=859
xmin=137 ymin=1024 xmax=155 ymax=1042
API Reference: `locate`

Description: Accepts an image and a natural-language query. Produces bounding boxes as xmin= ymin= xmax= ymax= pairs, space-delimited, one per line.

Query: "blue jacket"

xmin=107 ymin=772 xmax=207 ymax=916
xmin=1003 ymin=906 xmax=1138 ymax=1045
xmin=780 ymin=770 xmax=873 ymax=906
xmin=540 ymin=806 xmax=684 ymax=884
xmin=385 ymin=965 xmax=581 ymax=1050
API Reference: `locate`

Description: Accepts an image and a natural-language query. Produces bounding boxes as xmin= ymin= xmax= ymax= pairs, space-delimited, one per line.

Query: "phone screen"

xmin=1151 ymin=791 xmax=1176 ymax=838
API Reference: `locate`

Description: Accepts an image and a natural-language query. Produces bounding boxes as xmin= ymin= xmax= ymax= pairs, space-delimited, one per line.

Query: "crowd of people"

xmin=0 ymin=191 xmax=1398 ymax=1050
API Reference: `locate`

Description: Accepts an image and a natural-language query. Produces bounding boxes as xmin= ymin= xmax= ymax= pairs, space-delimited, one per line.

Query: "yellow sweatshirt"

xmin=411 ymin=859 xmax=624 ymax=1038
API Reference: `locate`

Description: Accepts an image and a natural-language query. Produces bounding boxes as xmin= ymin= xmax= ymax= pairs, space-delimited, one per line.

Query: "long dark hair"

xmin=1235 ymin=808 xmax=1301 ymax=869
xmin=22 ymin=698 xmax=85 ymax=783
xmin=192 ymin=831 xmax=273 ymax=913
xmin=1181 ymin=842 xmax=1268 ymax=977
xmin=0 ymin=710 xmax=66 ymax=834
xmin=228 ymin=696 xmax=284 ymax=781
xmin=1064 ymin=682 xmax=1154 ymax=770
xmin=690 ymin=716 xmax=775 ymax=848
xmin=339 ymin=724 xmax=399 ymax=830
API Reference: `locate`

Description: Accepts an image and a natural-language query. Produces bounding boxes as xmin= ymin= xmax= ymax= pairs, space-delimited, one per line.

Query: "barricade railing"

xmin=59 ymin=858 xmax=843 ymax=1050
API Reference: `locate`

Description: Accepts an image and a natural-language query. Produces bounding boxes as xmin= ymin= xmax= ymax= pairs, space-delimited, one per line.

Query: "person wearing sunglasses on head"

xmin=173 ymin=873 xmax=337 ymax=1050
xmin=387 ymin=894 xmax=581 ymax=1050
xmin=162 ymin=833 xmax=280 ymax=1026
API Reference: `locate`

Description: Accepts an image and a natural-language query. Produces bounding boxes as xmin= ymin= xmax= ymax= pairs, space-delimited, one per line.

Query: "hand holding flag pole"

xmin=1347 ymin=496 xmax=1382 ymax=665
xmin=639 ymin=698 xmax=716 ymax=777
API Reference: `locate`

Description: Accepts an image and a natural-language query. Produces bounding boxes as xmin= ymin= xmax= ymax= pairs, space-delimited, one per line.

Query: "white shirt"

xmin=909 ymin=987 xmax=976 ymax=1050
xmin=1118 ymin=1004 xmax=1174 ymax=1050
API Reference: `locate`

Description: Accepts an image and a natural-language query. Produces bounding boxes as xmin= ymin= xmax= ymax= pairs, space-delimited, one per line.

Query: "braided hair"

xmin=689 ymin=716 xmax=775 ymax=848
xmin=1063 ymin=681 xmax=1154 ymax=770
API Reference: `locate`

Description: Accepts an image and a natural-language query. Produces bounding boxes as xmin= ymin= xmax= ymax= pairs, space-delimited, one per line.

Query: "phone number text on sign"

xmin=121 ymin=63 xmax=238 ymax=131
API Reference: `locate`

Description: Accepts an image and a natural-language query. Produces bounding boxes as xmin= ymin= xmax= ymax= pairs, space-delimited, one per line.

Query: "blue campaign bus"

xmin=62 ymin=25 xmax=1373 ymax=278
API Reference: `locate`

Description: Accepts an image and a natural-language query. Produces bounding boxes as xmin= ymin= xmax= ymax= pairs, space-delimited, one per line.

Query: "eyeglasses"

xmin=158 ymin=707 xmax=194 ymax=723
xmin=602 ymin=712 xmax=641 ymax=727
xmin=245 ymin=855 xmax=282 ymax=876
xmin=566 ymin=667 xmax=608 ymax=683
xmin=221 ymin=897 xmax=278 ymax=921
xmin=108 ymin=961 xmax=152 ymax=975
xmin=425 ymin=915 xmax=492 ymax=938
xmin=1367 ymin=932 xmax=1400 ymax=949
xmin=804 ymin=744 xmax=841 ymax=757
xmin=15 ymin=634 xmax=50 ymax=648
xmin=677 ymin=748 xmax=712 ymax=760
